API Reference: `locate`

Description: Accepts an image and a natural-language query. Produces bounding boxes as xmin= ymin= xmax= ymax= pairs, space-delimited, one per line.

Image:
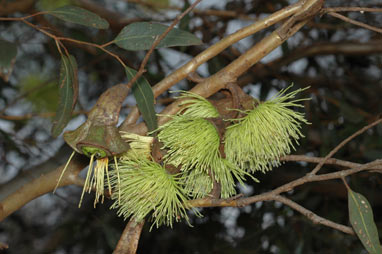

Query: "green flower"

xmin=110 ymin=152 xmax=189 ymax=229
xmin=225 ymin=86 xmax=309 ymax=173
xmin=157 ymin=91 xmax=220 ymax=173
xmin=157 ymin=92 xmax=252 ymax=198
xmin=158 ymin=117 xmax=221 ymax=173
xmin=180 ymin=158 xmax=251 ymax=199
xmin=177 ymin=91 xmax=220 ymax=118
xmin=181 ymin=170 xmax=213 ymax=199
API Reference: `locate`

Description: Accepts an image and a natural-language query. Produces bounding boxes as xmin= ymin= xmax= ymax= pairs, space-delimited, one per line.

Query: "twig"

xmin=327 ymin=12 xmax=382 ymax=34
xmin=310 ymin=118 xmax=382 ymax=175
xmin=113 ymin=218 xmax=145 ymax=254
xmin=0 ymin=110 xmax=87 ymax=121
xmin=280 ymin=155 xmax=382 ymax=170
xmin=310 ymin=160 xmax=382 ymax=181
xmin=188 ymin=159 xmax=382 ymax=208
xmin=0 ymin=11 xmax=48 ymax=21
xmin=273 ymin=195 xmax=354 ymax=235
xmin=188 ymin=159 xmax=382 ymax=235
xmin=123 ymin=0 xmax=203 ymax=90
xmin=57 ymin=36 xmax=127 ymax=67
xmin=1 ymin=15 xmax=127 ymax=68
xmin=323 ymin=7 xmax=382 ymax=13
xmin=126 ymin=0 xmax=256 ymax=20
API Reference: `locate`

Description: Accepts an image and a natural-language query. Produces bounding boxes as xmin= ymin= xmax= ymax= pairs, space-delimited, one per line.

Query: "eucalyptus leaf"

xmin=125 ymin=67 xmax=157 ymax=132
xmin=0 ymin=39 xmax=17 ymax=69
xmin=348 ymin=189 xmax=382 ymax=254
xmin=48 ymin=5 xmax=109 ymax=29
xmin=51 ymin=55 xmax=78 ymax=137
xmin=340 ymin=102 xmax=363 ymax=124
xmin=20 ymin=75 xmax=59 ymax=112
xmin=114 ymin=22 xmax=202 ymax=51
xmin=37 ymin=0 xmax=72 ymax=11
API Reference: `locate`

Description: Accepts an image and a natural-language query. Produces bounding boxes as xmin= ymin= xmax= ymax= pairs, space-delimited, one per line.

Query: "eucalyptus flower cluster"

xmin=154 ymin=87 xmax=309 ymax=201
xmin=157 ymin=92 xmax=250 ymax=199
xmin=95 ymin=85 xmax=309 ymax=228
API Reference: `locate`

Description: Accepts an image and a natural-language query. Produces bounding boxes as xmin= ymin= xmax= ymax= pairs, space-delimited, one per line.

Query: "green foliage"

xmin=348 ymin=188 xmax=382 ymax=254
xmin=125 ymin=67 xmax=158 ymax=132
xmin=114 ymin=22 xmax=202 ymax=51
xmin=0 ymin=39 xmax=17 ymax=69
xmin=142 ymin=0 xmax=170 ymax=9
xmin=19 ymin=75 xmax=59 ymax=112
xmin=110 ymin=152 xmax=190 ymax=229
xmin=37 ymin=0 xmax=73 ymax=11
xmin=48 ymin=5 xmax=109 ymax=29
xmin=225 ymin=86 xmax=310 ymax=173
xmin=51 ymin=55 xmax=78 ymax=137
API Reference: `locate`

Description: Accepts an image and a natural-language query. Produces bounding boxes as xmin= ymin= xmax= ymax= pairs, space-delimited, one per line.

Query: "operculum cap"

xmin=64 ymin=122 xmax=129 ymax=158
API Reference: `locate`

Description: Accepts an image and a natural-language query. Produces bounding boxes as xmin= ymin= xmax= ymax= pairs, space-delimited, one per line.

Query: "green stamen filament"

xmin=113 ymin=156 xmax=121 ymax=205
xmin=79 ymin=153 xmax=95 ymax=208
xmin=54 ymin=151 xmax=76 ymax=193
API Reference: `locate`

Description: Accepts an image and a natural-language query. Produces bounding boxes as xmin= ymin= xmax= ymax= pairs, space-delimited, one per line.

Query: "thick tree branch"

xmin=121 ymin=1 xmax=302 ymax=127
xmin=0 ymin=146 xmax=88 ymax=221
xmin=113 ymin=218 xmax=145 ymax=254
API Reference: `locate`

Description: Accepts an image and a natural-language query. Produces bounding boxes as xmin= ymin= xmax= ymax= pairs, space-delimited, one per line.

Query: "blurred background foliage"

xmin=0 ymin=0 xmax=382 ymax=253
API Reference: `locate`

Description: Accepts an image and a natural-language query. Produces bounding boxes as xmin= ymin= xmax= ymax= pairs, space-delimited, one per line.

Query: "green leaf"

xmin=142 ymin=0 xmax=169 ymax=9
xmin=0 ymin=39 xmax=17 ymax=69
xmin=114 ymin=22 xmax=202 ymax=51
xmin=51 ymin=55 xmax=78 ymax=137
xmin=340 ymin=101 xmax=364 ymax=124
xmin=125 ymin=67 xmax=157 ymax=132
xmin=19 ymin=74 xmax=59 ymax=112
xmin=68 ymin=55 xmax=79 ymax=107
xmin=348 ymin=189 xmax=382 ymax=254
xmin=37 ymin=0 xmax=73 ymax=11
xmin=48 ymin=5 xmax=109 ymax=29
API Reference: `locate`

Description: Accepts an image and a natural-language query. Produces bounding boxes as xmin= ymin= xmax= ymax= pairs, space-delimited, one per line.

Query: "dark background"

xmin=0 ymin=0 xmax=382 ymax=253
